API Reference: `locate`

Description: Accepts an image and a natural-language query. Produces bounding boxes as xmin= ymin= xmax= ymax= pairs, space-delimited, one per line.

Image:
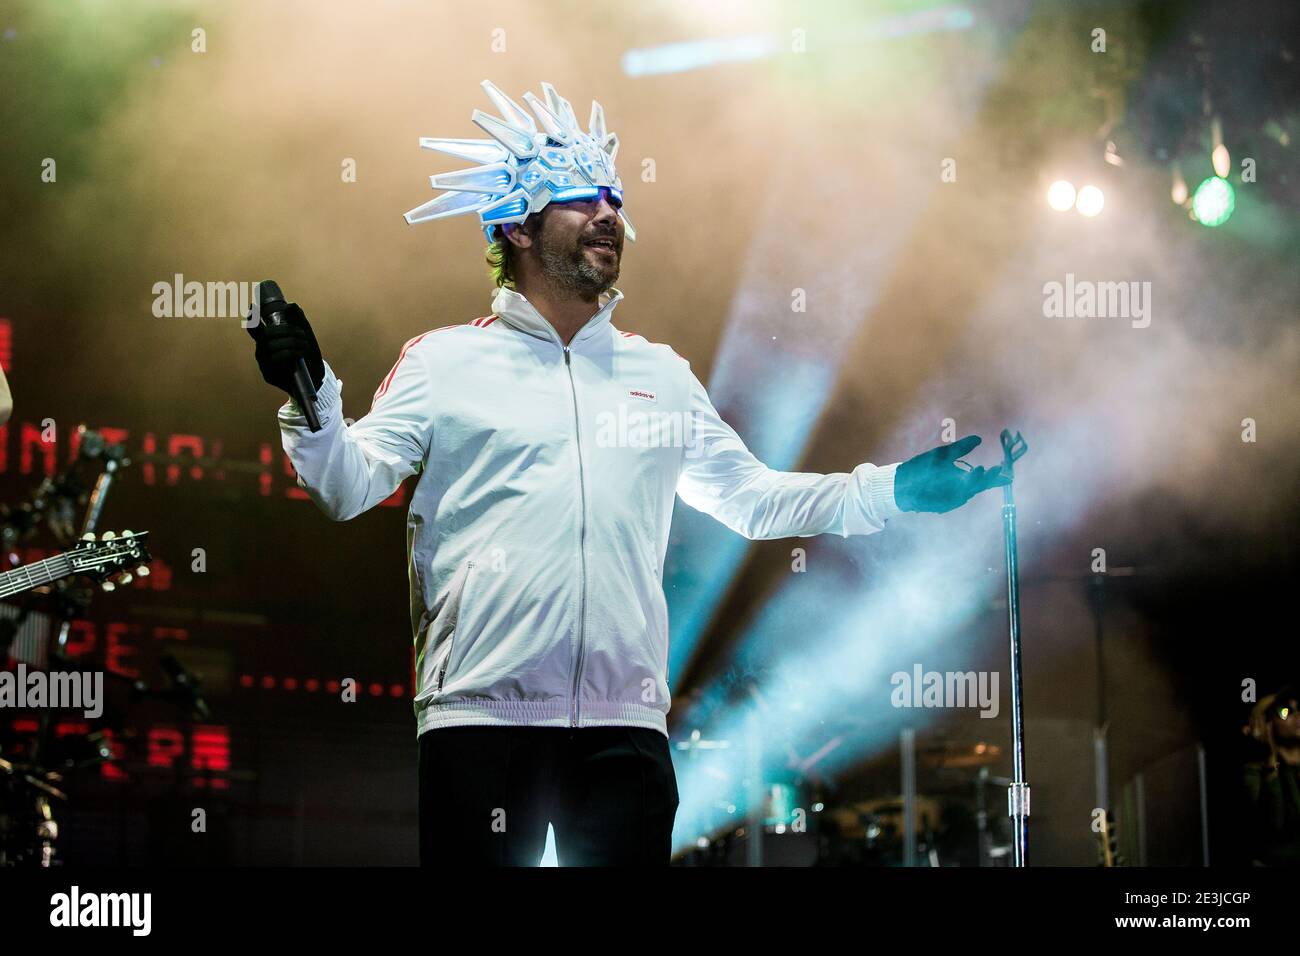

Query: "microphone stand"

xmin=998 ymin=428 xmax=1030 ymax=865
xmin=54 ymin=429 xmax=127 ymax=653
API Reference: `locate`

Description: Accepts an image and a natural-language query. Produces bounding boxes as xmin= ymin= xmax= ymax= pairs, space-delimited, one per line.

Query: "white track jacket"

xmin=279 ymin=286 xmax=903 ymax=738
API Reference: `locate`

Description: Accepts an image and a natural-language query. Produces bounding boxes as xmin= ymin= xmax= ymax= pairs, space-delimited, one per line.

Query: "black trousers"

xmin=418 ymin=725 xmax=679 ymax=866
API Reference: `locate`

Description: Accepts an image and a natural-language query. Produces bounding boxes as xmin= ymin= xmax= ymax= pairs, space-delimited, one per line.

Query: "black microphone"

xmin=256 ymin=280 xmax=322 ymax=432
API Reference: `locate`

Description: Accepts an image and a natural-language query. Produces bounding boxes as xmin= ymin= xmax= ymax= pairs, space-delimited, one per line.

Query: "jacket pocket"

xmin=435 ymin=559 xmax=478 ymax=692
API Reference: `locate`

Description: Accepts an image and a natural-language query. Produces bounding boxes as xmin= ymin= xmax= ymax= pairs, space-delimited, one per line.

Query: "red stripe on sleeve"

xmin=372 ymin=332 xmax=432 ymax=404
xmin=369 ymin=316 xmax=498 ymax=407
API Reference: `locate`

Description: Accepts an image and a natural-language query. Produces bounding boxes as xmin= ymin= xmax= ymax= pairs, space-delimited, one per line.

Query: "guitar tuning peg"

xmin=122 ymin=530 xmax=134 ymax=538
xmin=102 ymin=531 xmax=117 ymax=540
xmin=136 ymin=566 xmax=151 ymax=577
xmin=81 ymin=533 xmax=95 ymax=542
xmin=101 ymin=581 xmax=116 ymax=592
xmin=118 ymin=573 xmax=133 ymax=585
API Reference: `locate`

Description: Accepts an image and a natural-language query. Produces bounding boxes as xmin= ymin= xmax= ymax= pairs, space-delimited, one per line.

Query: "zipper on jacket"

xmin=564 ymin=345 xmax=589 ymax=727
xmin=436 ymin=559 xmax=473 ymax=693
xmin=436 ymin=631 xmax=454 ymax=692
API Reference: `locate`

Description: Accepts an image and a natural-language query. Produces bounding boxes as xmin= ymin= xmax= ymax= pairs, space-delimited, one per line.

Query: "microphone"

xmin=256 ymin=280 xmax=322 ymax=432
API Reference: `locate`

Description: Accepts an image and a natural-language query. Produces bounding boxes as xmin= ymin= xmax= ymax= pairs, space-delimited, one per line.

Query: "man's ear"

xmin=502 ymin=220 xmax=534 ymax=251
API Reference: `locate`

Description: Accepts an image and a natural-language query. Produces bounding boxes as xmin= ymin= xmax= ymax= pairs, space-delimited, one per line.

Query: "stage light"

xmin=1212 ymin=144 xmax=1230 ymax=179
xmin=623 ymin=8 xmax=977 ymax=76
xmin=1211 ymin=118 xmax=1231 ymax=178
xmin=1191 ymin=176 xmax=1235 ymax=227
xmin=1046 ymin=180 xmax=1076 ymax=211
xmin=540 ymin=825 xmax=558 ymax=866
xmin=622 ymin=33 xmax=774 ymax=77
xmin=1171 ymin=165 xmax=1188 ymax=205
xmin=1076 ymin=185 xmax=1104 ymax=217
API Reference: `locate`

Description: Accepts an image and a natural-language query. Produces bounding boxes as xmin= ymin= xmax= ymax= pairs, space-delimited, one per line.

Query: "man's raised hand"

xmin=246 ymin=293 xmax=325 ymax=399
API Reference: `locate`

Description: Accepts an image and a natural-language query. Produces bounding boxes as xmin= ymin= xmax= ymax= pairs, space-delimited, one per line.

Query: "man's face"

xmin=523 ymin=187 xmax=625 ymax=297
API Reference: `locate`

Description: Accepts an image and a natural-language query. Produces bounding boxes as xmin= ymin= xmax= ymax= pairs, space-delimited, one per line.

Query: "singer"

xmin=247 ymin=80 xmax=1007 ymax=866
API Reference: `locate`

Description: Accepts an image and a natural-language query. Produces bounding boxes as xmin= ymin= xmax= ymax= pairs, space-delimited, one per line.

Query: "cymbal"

xmin=919 ymin=741 xmax=1002 ymax=768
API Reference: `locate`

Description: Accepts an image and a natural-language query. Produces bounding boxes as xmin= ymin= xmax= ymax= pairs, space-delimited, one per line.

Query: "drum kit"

xmin=677 ymin=732 xmax=1016 ymax=867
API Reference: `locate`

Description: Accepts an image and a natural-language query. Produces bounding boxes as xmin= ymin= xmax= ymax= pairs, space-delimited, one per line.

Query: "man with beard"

xmin=249 ymin=81 xmax=1008 ymax=866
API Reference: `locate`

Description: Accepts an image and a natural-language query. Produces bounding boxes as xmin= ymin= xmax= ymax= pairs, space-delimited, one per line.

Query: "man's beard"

xmin=538 ymin=230 xmax=619 ymax=298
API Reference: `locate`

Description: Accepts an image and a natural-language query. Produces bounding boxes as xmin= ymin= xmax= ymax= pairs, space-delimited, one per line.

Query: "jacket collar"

xmin=490 ymin=285 xmax=624 ymax=346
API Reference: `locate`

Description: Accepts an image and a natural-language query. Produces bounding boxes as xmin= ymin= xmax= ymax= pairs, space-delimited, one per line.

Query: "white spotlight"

xmin=1076 ymin=185 xmax=1105 ymax=217
xmin=1047 ymin=180 xmax=1076 ymax=211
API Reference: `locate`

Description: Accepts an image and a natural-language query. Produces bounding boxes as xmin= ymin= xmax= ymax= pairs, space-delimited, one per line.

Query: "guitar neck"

xmin=0 ymin=553 xmax=76 ymax=600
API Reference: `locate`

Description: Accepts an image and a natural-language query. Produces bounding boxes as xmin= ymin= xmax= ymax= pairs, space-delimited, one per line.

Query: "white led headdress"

xmin=403 ymin=80 xmax=635 ymax=243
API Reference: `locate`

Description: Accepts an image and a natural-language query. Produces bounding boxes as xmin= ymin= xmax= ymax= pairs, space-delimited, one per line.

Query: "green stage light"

xmin=1191 ymin=176 xmax=1235 ymax=227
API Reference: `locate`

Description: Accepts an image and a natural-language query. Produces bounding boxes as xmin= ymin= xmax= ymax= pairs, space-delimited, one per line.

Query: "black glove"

xmin=246 ymin=300 xmax=325 ymax=397
xmin=894 ymin=435 xmax=1010 ymax=514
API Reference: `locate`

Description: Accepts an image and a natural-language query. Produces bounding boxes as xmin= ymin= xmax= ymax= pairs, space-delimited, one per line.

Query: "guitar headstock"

xmin=70 ymin=530 xmax=152 ymax=589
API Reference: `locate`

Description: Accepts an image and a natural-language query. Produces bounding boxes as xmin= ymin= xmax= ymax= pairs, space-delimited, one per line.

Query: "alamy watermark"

xmin=595 ymin=403 xmax=706 ymax=458
xmin=49 ymin=886 xmax=151 ymax=936
xmin=151 ymin=274 xmax=262 ymax=324
xmin=1042 ymin=273 xmax=1152 ymax=329
xmin=1 ymin=663 xmax=103 ymax=718
xmin=890 ymin=664 xmax=999 ymax=718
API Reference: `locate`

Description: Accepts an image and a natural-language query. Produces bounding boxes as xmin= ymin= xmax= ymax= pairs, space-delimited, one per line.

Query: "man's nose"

xmin=592 ymin=189 xmax=620 ymax=227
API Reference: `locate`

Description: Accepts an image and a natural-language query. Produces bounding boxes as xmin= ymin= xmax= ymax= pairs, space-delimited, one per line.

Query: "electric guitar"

xmin=0 ymin=532 xmax=152 ymax=601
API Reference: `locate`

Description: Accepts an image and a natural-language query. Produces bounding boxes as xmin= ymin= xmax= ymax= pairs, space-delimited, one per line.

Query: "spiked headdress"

xmin=403 ymin=80 xmax=635 ymax=243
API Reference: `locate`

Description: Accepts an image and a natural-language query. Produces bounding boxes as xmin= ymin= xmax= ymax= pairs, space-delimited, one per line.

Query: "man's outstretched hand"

xmin=894 ymin=435 xmax=1011 ymax=514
